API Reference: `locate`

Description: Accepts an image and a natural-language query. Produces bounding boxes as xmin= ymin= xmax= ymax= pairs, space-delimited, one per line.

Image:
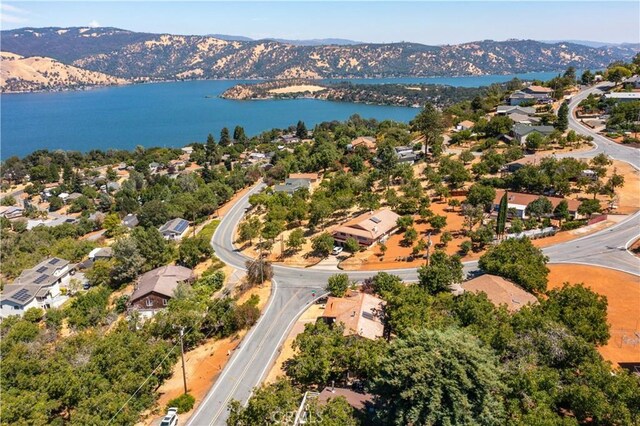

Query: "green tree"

xmin=402 ymin=227 xmax=418 ymax=246
xmin=372 ymin=328 xmax=506 ymax=426
xmin=103 ymin=213 xmax=124 ymax=238
xmin=344 ymin=237 xmax=361 ymax=254
xmin=555 ymin=102 xmax=569 ymax=132
xmin=326 ymin=273 xmax=350 ymax=297
xmin=459 ymin=150 xmax=475 ymax=165
xmin=553 ymin=199 xmax=570 ymax=225
xmin=544 ymin=283 xmax=610 ymax=345
xmin=132 ymin=226 xmax=170 ymax=269
xmin=1 ymin=195 xmax=16 ymax=206
xmin=219 ymin=127 xmax=232 ymax=147
xmin=411 ymin=103 xmax=445 ymax=158
xmin=466 ymin=183 xmax=496 ymax=212
xmin=85 ymin=259 xmax=114 ymax=287
xmin=418 ymin=250 xmax=463 ymax=294
xmin=312 ymin=232 xmax=335 ymax=257
xmin=286 ymin=228 xmax=306 ymax=252
xmin=296 ymin=120 xmax=308 ymax=139
xmin=111 ymin=237 xmax=145 ymax=285
xmin=525 ymin=132 xmax=545 ymax=151
xmin=606 ymin=65 xmax=632 ymax=83
xmin=429 ymin=215 xmax=447 ymax=233
xmin=526 ymin=196 xmax=553 ymax=222
xmin=238 ymin=217 xmax=261 ymax=245
xmin=578 ymin=198 xmax=602 ymax=216
xmin=496 ymin=191 xmax=508 ymax=236
xmin=479 ymin=237 xmax=549 ymax=293
xmin=228 ymin=379 xmax=301 ymax=426
xmin=138 ymin=199 xmax=170 ymax=228
xmin=48 ymin=196 xmax=63 ymax=212
xmin=233 ymin=125 xmax=247 ymax=144
xmin=178 ymin=237 xmax=212 ymax=268
xmin=370 ymin=272 xmax=403 ymax=296
xmin=580 ymin=70 xmax=595 ymax=86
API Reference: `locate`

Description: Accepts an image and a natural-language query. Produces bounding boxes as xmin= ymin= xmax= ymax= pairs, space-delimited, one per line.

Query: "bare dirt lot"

xmin=547 ymin=264 xmax=640 ymax=365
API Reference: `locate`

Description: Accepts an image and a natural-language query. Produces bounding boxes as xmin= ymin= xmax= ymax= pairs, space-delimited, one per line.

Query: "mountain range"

xmin=1 ymin=27 xmax=638 ymax=92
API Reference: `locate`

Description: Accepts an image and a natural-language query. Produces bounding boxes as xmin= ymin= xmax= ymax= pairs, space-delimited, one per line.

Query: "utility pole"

xmin=179 ymin=327 xmax=188 ymax=394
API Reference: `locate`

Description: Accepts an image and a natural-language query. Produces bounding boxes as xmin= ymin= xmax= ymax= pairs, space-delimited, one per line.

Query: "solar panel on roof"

xmin=34 ymin=275 xmax=48 ymax=284
xmin=174 ymin=220 xmax=188 ymax=233
xmin=13 ymin=289 xmax=32 ymax=302
xmin=37 ymin=266 xmax=48 ymax=273
xmin=49 ymin=258 xmax=60 ymax=265
xmin=370 ymin=217 xmax=382 ymax=224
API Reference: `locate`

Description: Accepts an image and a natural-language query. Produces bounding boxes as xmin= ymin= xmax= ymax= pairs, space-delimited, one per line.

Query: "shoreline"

xmin=1 ymin=69 xmax=571 ymax=95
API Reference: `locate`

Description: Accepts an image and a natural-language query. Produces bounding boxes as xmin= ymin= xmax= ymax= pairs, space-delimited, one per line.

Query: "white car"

xmin=331 ymin=246 xmax=343 ymax=256
xmin=160 ymin=408 xmax=178 ymax=426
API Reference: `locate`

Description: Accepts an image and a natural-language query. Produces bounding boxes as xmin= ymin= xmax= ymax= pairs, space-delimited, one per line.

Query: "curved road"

xmin=188 ymin=83 xmax=640 ymax=426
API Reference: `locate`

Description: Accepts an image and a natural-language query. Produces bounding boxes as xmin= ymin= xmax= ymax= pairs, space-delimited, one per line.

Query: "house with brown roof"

xmin=503 ymin=155 xmax=550 ymax=172
xmin=456 ymin=120 xmax=475 ymax=131
xmin=523 ymin=85 xmax=554 ymax=99
xmin=129 ymin=265 xmax=194 ymax=316
xmin=317 ymin=387 xmax=374 ymax=412
xmin=461 ymin=274 xmax=538 ymax=312
xmin=349 ymin=136 xmax=377 ymax=153
xmin=321 ymin=291 xmax=385 ymax=340
xmin=288 ymin=172 xmax=319 ymax=183
xmin=492 ymin=190 xmax=582 ymax=220
xmin=332 ymin=208 xmax=400 ymax=247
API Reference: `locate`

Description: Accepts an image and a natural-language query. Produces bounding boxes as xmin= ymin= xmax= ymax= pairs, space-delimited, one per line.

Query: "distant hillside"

xmin=264 ymin=38 xmax=362 ymax=46
xmin=0 ymin=51 xmax=128 ymax=93
xmin=1 ymin=27 xmax=638 ymax=87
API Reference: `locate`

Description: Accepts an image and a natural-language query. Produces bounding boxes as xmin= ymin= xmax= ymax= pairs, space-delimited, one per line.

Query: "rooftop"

xmin=604 ymin=92 xmax=640 ymax=99
xmin=333 ymin=208 xmax=400 ymax=241
xmin=159 ymin=218 xmax=189 ymax=235
xmin=462 ymin=274 xmax=538 ymax=312
xmin=317 ymin=387 xmax=374 ymax=411
xmin=494 ymin=189 xmax=580 ymax=211
xmin=130 ymin=265 xmax=194 ymax=303
xmin=323 ymin=291 xmax=385 ymax=340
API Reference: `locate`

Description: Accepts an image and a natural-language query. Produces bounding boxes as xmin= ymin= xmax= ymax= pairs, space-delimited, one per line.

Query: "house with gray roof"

xmin=509 ymin=91 xmax=536 ymax=106
xmin=0 ymin=257 xmax=73 ymax=317
xmin=159 ymin=218 xmax=190 ymax=240
xmin=496 ymin=105 xmax=536 ymax=116
xmin=129 ymin=265 xmax=194 ymax=316
xmin=512 ymin=124 xmax=555 ymax=144
xmin=274 ymin=178 xmax=311 ymax=195
xmin=122 ymin=213 xmax=139 ymax=229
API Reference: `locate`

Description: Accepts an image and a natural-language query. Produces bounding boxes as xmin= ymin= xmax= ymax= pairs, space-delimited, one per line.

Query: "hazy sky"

xmin=1 ymin=1 xmax=639 ymax=45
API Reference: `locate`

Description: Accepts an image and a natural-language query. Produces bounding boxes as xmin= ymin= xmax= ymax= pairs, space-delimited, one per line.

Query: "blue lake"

xmin=1 ymin=71 xmax=563 ymax=159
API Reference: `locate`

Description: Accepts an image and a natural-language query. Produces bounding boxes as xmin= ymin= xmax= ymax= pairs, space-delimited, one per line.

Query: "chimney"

xmin=331 ymin=380 xmax=335 ymax=392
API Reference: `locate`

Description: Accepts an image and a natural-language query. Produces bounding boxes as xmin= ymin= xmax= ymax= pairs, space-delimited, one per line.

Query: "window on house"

xmin=146 ymin=298 xmax=153 ymax=307
xmin=162 ymin=299 xmax=168 ymax=306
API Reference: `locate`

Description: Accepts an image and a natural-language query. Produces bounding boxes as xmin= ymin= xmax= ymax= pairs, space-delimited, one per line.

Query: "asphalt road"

xmin=187 ymin=83 xmax=640 ymax=426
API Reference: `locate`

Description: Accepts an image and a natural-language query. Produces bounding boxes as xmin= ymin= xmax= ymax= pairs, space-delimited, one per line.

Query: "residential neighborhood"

xmin=0 ymin=26 xmax=638 ymax=426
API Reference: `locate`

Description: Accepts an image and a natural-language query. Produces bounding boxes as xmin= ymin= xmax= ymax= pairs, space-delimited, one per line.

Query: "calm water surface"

xmin=1 ymin=72 xmax=563 ymax=158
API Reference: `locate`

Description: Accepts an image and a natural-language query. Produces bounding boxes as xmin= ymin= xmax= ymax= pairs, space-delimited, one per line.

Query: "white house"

xmin=159 ymin=218 xmax=190 ymax=240
xmin=0 ymin=257 xmax=73 ymax=317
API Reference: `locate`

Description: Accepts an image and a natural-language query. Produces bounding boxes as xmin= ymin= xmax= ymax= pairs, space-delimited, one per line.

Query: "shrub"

xmin=560 ymin=220 xmax=587 ymax=231
xmin=167 ymin=393 xmax=195 ymax=413
xmin=115 ymin=295 xmax=130 ymax=314
xmin=459 ymin=240 xmax=472 ymax=255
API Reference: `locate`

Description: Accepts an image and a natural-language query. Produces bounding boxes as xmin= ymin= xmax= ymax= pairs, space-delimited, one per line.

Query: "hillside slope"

xmin=2 ymin=27 xmax=638 ymax=82
xmin=1 ymin=52 xmax=128 ymax=93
